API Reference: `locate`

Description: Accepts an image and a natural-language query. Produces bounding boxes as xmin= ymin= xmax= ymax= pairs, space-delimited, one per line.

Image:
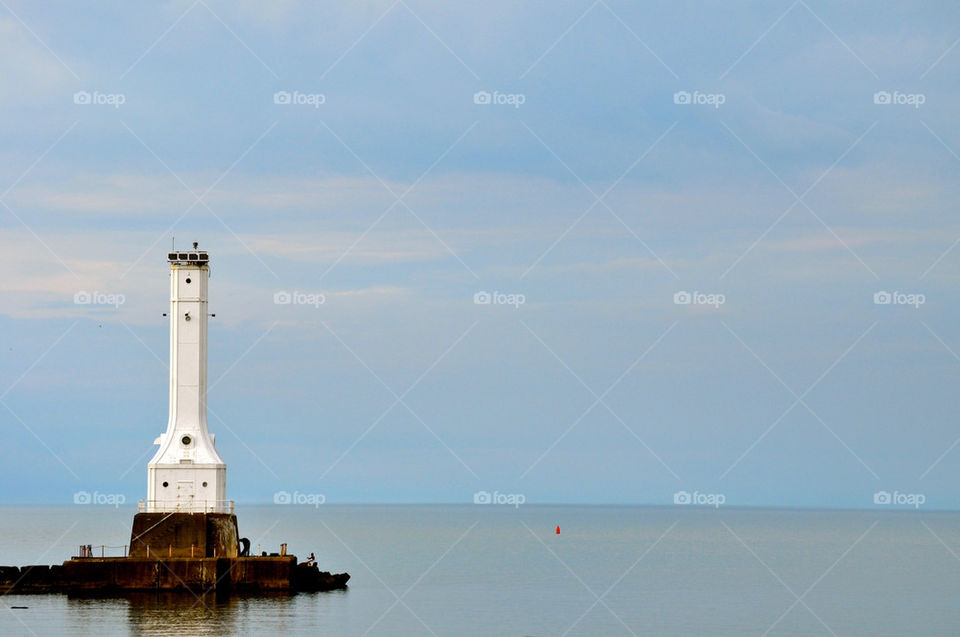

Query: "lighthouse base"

xmin=129 ymin=513 xmax=239 ymax=559
xmin=0 ymin=511 xmax=350 ymax=595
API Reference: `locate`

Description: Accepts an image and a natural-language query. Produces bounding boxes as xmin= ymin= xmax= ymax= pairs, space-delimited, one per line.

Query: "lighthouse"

xmin=145 ymin=244 xmax=228 ymax=513
xmin=1 ymin=243 xmax=349 ymax=592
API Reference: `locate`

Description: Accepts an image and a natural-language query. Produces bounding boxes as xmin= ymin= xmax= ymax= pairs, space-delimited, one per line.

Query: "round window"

xmin=181 ymin=435 xmax=192 ymax=446
xmin=162 ymin=481 xmax=169 ymax=487
xmin=202 ymin=481 xmax=208 ymax=487
xmin=185 ymin=277 xmax=192 ymax=284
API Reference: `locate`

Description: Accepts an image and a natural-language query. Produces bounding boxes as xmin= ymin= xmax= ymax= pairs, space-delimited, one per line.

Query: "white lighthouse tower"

xmin=145 ymin=243 xmax=228 ymax=513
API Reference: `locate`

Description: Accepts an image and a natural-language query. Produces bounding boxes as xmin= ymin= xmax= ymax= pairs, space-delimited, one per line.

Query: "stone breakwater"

xmin=0 ymin=558 xmax=349 ymax=594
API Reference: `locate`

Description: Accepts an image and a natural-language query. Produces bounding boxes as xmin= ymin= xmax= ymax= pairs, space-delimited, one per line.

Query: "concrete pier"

xmin=1 ymin=509 xmax=349 ymax=595
xmin=0 ymin=556 xmax=348 ymax=594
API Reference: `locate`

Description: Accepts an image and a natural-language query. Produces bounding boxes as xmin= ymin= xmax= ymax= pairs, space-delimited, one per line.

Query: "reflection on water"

xmin=61 ymin=590 xmax=348 ymax=636
xmin=2 ymin=588 xmax=351 ymax=636
xmin=123 ymin=592 xmax=242 ymax=637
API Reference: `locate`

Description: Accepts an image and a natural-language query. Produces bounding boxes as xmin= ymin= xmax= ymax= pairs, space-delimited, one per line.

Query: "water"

xmin=2 ymin=505 xmax=960 ymax=636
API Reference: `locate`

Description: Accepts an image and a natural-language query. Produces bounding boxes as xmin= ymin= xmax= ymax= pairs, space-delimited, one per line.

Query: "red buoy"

xmin=555 ymin=526 xmax=560 ymax=535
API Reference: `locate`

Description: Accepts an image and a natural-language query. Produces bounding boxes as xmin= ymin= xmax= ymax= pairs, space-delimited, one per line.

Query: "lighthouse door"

xmin=177 ymin=480 xmax=195 ymax=511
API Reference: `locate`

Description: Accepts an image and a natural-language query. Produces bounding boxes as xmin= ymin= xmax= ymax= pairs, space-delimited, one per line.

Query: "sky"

xmin=1 ymin=0 xmax=960 ymax=509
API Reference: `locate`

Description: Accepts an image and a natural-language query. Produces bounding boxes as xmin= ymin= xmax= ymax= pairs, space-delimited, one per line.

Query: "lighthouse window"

xmin=185 ymin=277 xmax=191 ymax=284
xmin=181 ymin=435 xmax=192 ymax=446
xmin=162 ymin=481 xmax=169 ymax=487
xmin=202 ymin=482 xmax=208 ymax=487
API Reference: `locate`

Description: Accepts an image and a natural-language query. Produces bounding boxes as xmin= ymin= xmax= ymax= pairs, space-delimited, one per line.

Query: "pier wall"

xmin=0 ymin=556 xmax=298 ymax=593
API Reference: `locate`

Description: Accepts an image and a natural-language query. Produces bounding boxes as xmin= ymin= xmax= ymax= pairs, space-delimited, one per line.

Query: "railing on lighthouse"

xmin=138 ymin=499 xmax=234 ymax=514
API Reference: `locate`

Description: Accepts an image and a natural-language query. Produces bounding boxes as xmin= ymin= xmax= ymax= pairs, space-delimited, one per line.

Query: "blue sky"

xmin=1 ymin=0 xmax=960 ymax=508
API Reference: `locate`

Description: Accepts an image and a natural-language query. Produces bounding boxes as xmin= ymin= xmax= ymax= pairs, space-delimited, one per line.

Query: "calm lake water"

xmin=2 ymin=505 xmax=959 ymax=636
